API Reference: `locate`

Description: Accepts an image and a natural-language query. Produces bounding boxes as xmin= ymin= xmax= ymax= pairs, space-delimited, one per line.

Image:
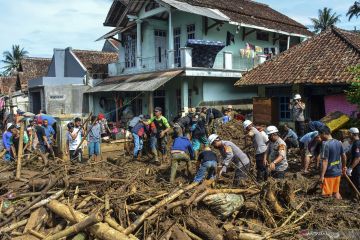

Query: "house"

xmin=88 ymin=0 xmax=312 ymax=120
xmin=28 ymin=47 xmax=118 ymax=115
xmin=235 ymin=27 xmax=360 ymax=125
xmin=0 ymin=57 xmax=51 ymax=113
xmin=102 ymin=38 xmax=120 ymax=53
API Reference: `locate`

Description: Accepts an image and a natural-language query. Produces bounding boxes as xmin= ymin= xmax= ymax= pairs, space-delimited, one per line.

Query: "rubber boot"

xmin=170 ymin=159 xmax=178 ymax=183
xmin=186 ymin=160 xmax=192 ymax=179
xmin=152 ymin=149 xmax=159 ymax=163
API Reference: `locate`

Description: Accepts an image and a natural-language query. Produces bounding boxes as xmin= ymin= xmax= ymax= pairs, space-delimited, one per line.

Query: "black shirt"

xmin=198 ymin=150 xmax=218 ymax=163
xmin=351 ymin=139 xmax=360 ymax=165
xmin=35 ymin=125 xmax=46 ymax=144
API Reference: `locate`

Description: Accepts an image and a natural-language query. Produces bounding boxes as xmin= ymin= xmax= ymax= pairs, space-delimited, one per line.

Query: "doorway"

xmin=31 ymin=91 xmax=41 ymax=114
xmin=153 ymin=90 xmax=165 ymax=114
xmin=155 ymin=30 xmax=167 ymax=70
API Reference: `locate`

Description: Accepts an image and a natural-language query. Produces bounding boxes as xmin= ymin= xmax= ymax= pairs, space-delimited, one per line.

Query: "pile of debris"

xmin=1 ymin=120 xmax=360 ymax=239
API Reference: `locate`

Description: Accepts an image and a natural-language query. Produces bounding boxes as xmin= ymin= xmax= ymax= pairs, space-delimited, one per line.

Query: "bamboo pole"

xmin=43 ymin=212 xmax=103 ymax=240
xmin=46 ymin=200 xmax=134 ymax=240
xmin=16 ymin=122 xmax=25 ymax=179
xmin=0 ymin=219 xmax=28 ymax=233
xmin=124 ymin=182 xmax=199 ymax=235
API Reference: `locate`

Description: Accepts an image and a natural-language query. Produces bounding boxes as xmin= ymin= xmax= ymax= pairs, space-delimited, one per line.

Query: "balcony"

xmin=108 ymin=50 xmax=267 ymax=77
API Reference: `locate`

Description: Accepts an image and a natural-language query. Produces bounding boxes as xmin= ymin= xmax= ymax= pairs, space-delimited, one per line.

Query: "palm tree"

xmin=310 ymin=7 xmax=341 ymax=33
xmin=347 ymin=1 xmax=360 ymax=21
xmin=2 ymin=45 xmax=28 ymax=76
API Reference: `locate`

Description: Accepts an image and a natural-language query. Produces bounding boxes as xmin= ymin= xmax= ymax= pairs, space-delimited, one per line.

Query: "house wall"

xmin=324 ymin=94 xmax=358 ymax=116
xmin=65 ymin=51 xmax=87 ymax=77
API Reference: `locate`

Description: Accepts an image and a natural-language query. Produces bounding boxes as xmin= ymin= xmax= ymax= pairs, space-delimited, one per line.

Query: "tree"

xmin=347 ymin=1 xmax=360 ymax=21
xmin=310 ymin=7 xmax=341 ymax=33
xmin=2 ymin=45 xmax=28 ymax=76
xmin=346 ymin=65 xmax=360 ymax=110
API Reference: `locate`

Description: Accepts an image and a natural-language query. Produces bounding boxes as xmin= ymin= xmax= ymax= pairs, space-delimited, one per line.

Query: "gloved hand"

xmin=219 ymin=166 xmax=227 ymax=177
xmin=347 ymin=168 xmax=353 ymax=176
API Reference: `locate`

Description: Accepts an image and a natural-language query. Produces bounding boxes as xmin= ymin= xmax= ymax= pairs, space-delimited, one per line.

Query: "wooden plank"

xmin=24 ymin=207 xmax=47 ymax=233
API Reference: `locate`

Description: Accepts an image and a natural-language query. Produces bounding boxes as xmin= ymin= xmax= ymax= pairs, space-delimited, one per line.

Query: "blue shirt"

xmin=198 ymin=150 xmax=218 ymax=164
xmin=43 ymin=125 xmax=55 ymax=144
xmin=171 ymin=136 xmax=195 ymax=159
xmin=285 ymin=129 xmax=298 ymax=139
xmin=321 ymin=139 xmax=344 ymax=177
xmin=222 ymin=116 xmax=230 ymax=124
xmin=300 ymin=131 xmax=318 ymax=144
xmin=2 ymin=131 xmax=12 ymax=151
xmin=308 ymin=121 xmax=325 ymax=132
xmin=87 ymin=123 xmax=101 ymax=143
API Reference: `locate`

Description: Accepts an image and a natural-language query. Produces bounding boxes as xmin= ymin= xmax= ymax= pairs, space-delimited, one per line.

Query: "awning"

xmin=87 ymin=70 xmax=183 ymax=93
xmin=96 ymin=27 xmax=122 ymax=41
xmin=161 ymin=0 xmax=230 ymax=21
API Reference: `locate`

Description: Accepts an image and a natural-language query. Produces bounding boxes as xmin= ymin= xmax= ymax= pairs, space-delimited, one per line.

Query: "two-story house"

xmin=89 ymin=0 xmax=312 ymax=120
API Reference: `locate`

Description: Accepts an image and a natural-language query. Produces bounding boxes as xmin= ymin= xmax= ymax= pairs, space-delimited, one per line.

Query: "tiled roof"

xmin=72 ymin=49 xmax=118 ymax=74
xmin=19 ymin=57 xmax=52 ymax=91
xmin=0 ymin=76 xmax=18 ymax=94
xmin=177 ymin=0 xmax=312 ymax=36
xmin=235 ymin=27 xmax=360 ymax=86
xmin=108 ymin=39 xmax=120 ymax=49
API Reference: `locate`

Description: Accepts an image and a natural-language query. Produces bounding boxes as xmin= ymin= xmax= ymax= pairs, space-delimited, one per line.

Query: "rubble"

xmin=0 ymin=120 xmax=360 ymax=239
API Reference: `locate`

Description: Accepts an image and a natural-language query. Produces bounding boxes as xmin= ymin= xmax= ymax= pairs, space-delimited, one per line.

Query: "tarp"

xmin=87 ymin=70 xmax=183 ymax=93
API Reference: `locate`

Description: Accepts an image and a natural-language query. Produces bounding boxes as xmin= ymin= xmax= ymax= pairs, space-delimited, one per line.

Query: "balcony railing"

xmin=108 ymin=50 xmax=268 ymax=76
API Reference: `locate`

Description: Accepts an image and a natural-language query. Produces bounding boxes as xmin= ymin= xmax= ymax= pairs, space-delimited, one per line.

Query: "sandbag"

xmin=202 ymin=193 xmax=244 ymax=219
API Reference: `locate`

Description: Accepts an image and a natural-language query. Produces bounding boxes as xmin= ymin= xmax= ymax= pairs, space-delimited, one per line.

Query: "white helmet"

xmin=227 ymin=105 xmax=233 ymax=109
xmin=243 ymin=120 xmax=253 ymax=129
xmin=293 ymin=94 xmax=302 ymax=100
xmin=349 ymin=127 xmax=359 ymax=134
xmin=266 ymin=126 xmax=279 ymax=135
xmin=6 ymin=123 xmax=13 ymax=130
xmin=208 ymin=134 xmax=220 ymax=145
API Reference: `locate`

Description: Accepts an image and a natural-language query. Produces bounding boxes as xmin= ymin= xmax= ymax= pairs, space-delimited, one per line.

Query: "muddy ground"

xmin=0 ymin=120 xmax=359 ymax=239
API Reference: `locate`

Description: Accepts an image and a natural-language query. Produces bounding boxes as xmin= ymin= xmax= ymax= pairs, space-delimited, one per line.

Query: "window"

xmin=256 ymin=31 xmax=269 ymax=42
xmin=155 ymin=30 xmax=166 ymax=37
xmin=187 ymin=24 xmax=195 ymax=40
xmin=174 ymin=27 xmax=181 ymax=66
xmin=124 ymin=33 xmax=136 ymax=68
xmin=279 ymin=96 xmax=291 ymax=120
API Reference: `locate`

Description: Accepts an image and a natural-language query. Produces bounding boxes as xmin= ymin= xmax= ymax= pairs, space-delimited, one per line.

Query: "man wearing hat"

xmin=347 ymin=127 xmax=360 ymax=190
xmin=290 ymin=94 xmax=306 ymax=137
xmin=143 ymin=107 xmax=171 ymax=163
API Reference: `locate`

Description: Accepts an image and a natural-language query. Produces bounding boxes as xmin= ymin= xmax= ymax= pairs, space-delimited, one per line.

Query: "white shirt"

xmin=67 ymin=127 xmax=82 ymax=150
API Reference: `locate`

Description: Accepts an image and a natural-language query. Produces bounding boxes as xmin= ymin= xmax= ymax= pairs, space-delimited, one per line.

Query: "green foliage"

xmin=347 ymin=1 xmax=360 ymax=21
xmin=346 ymin=65 xmax=360 ymax=109
xmin=2 ymin=45 xmax=28 ymax=76
xmin=310 ymin=7 xmax=341 ymax=33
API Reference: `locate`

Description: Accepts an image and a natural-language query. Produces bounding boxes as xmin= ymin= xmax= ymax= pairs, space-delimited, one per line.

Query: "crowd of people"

xmin=1 ymin=93 xmax=359 ymax=200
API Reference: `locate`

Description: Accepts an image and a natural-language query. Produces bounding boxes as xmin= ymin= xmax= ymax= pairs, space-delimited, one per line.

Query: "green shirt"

xmin=148 ymin=116 xmax=170 ymax=130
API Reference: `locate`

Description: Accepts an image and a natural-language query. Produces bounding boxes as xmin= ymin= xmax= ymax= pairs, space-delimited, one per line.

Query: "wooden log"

xmin=46 ymin=200 xmax=134 ymax=240
xmin=16 ymin=122 xmax=25 ymax=179
xmin=0 ymin=176 xmax=62 ymax=227
xmin=76 ymin=196 xmax=92 ymax=209
xmin=80 ymin=177 xmax=126 ymax=183
xmin=0 ymin=219 xmax=28 ymax=233
xmin=43 ymin=212 xmax=103 ymax=240
xmin=23 ymin=207 xmax=47 ymax=233
xmin=177 ymin=225 xmax=203 ymax=240
xmin=104 ymin=216 xmax=138 ymax=240
xmin=29 ymin=190 xmax=64 ymax=211
xmin=27 ymin=229 xmax=46 ymax=239
xmin=185 ymin=217 xmax=223 ymax=240
xmin=171 ymin=225 xmax=192 ymax=240
xmin=124 ymin=182 xmax=199 ymax=235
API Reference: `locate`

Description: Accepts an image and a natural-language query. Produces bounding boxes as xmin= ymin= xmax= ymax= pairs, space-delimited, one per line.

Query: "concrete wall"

xmin=43 ymin=85 xmax=89 ymax=115
xmin=65 ymin=50 xmax=86 ymax=77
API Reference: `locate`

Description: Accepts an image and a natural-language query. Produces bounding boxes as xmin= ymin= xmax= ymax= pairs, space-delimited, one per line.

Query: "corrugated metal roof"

xmin=96 ymin=27 xmax=122 ymax=41
xmin=162 ymin=0 xmax=229 ymax=21
xmin=87 ymin=70 xmax=183 ymax=93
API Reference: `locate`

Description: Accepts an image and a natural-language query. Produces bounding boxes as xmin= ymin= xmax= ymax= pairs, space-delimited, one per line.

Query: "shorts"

xmin=300 ymin=141 xmax=312 ymax=157
xmin=70 ymin=149 xmax=83 ymax=163
xmin=192 ymin=136 xmax=209 ymax=151
xmin=322 ymin=176 xmax=341 ymax=196
xmin=88 ymin=142 xmax=100 ymax=156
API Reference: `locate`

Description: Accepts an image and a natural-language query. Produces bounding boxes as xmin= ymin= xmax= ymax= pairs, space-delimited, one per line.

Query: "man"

xmin=194 ymin=146 xmax=218 ymax=183
xmin=190 ymin=114 xmax=208 ymax=159
xmin=66 ymin=118 xmax=84 ymax=163
xmin=226 ymin=105 xmax=235 ymax=120
xmin=300 ymin=131 xmax=322 ymax=173
xmin=283 ymin=124 xmax=299 ymax=148
xmin=144 ymin=107 xmax=171 ymax=163
xmin=208 ymin=134 xmax=250 ymax=186
xmin=347 ymin=127 xmax=360 ymax=191
xmin=35 ymin=119 xmax=51 ymax=154
xmin=243 ymin=120 xmax=268 ymax=182
xmin=319 ymin=126 xmax=347 ymax=199
xmin=264 ymin=126 xmax=288 ymax=179
xmin=2 ymin=124 xmax=13 ymax=161
xmin=3 ymin=106 xmax=15 ymax=128
xmin=289 ymin=94 xmax=305 ymax=137
xmin=87 ymin=116 xmax=102 ymax=162
xmin=43 ymin=119 xmax=55 ymax=157
xmin=131 ymin=115 xmax=147 ymax=160
xmin=10 ymin=126 xmax=29 ymax=161
xmin=170 ymin=129 xmax=195 ymax=182
xmin=307 ymin=120 xmax=326 ymax=133
xmin=205 ymin=108 xmax=223 ymax=134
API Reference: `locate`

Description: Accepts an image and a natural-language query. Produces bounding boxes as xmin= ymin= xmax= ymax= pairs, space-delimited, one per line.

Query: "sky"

xmin=0 ymin=0 xmax=359 ymax=69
